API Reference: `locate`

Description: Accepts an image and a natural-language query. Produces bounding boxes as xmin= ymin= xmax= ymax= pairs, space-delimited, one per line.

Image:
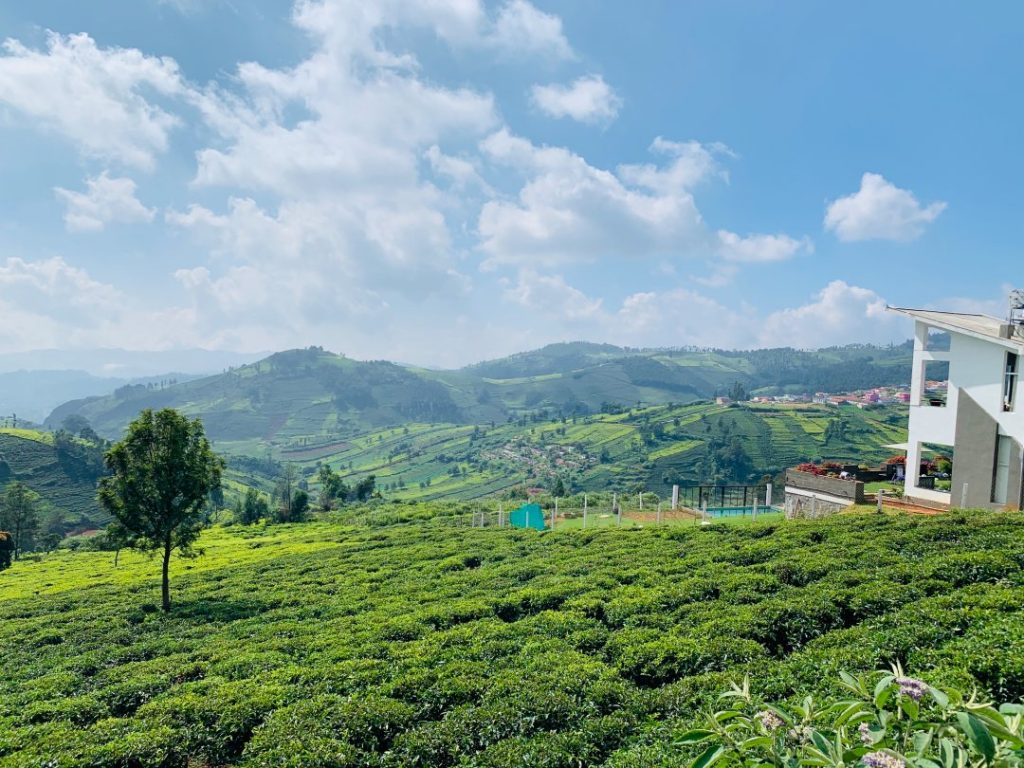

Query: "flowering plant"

xmin=795 ymin=463 xmax=826 ymax=476
xmin=675 ymin=664 xmax=1024 ymax=768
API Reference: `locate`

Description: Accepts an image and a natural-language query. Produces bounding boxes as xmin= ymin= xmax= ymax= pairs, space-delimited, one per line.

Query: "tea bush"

xmin=0 ymin=509 xmax=1022 ymax=766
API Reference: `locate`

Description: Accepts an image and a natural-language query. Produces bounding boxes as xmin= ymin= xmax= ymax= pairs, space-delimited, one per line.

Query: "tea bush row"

xmin=0 ymin=509 xmax=1021 ymax=766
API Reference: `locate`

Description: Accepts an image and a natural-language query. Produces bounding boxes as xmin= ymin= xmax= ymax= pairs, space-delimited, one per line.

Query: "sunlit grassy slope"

xmin=1 ymin=510 xmax=1022 ymax=766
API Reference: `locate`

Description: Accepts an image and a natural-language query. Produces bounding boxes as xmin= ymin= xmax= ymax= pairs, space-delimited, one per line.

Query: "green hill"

xmin=39 ymin=343 xmax=912 ymax=506
xmin=45 ymin=342 xmax=912 ymax=444
xmin=0 ymin=428 xmax=107 ymax=533
xmin=261 ymin=400 xmax=906 ymax=501
xmin=1 ymin=510 xmax=1021 ymax=765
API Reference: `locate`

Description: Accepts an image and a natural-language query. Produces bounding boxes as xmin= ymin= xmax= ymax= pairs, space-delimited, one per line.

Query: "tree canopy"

xmin=97 ymin=408 xmax=223 ymax=611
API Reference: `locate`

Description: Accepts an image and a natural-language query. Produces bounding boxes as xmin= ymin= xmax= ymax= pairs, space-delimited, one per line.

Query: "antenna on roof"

xmin=1009 ymin=289 xmax=1024 ymax=327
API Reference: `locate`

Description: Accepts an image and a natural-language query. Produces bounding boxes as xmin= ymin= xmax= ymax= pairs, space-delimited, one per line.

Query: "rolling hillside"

xmin=224 ymin=400 xmax=907 ymax=502
xmin=0 ymin=428 xmax=107 ymax=533
xmin=38 ymin=343 xmax=912 ymax=504
xmin=46 ymin=342 xmax=912 ymax=444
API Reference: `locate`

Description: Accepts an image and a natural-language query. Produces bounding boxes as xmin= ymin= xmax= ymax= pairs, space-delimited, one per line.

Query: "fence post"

xmin=753 ymin=498 xmax=758 ymax=521
xmin=671 ymin=484 xmax=679 ymax=511
xmin=583 ymin=494 xmax=588 ymax=529
xmin=766 ymin=482 xmax=773 ymax=509
xmin=499 ymin=504 xmax=504 ymax=527
xmin=614 ymin=492 xmax=620 ymax=526
xmin=551 ymin=497 xmax=557 ymax=531
xmin=701 ymin=498 xmax=708 ymax=524
xmin=657 ymin=501 xmax=662 ymax=524
xmin=638 ymin=492 xmax=643 ymax=511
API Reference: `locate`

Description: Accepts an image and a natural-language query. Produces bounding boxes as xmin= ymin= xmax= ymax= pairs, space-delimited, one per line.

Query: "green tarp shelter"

xmin=509 ymin=503 xmax=546 ymax=530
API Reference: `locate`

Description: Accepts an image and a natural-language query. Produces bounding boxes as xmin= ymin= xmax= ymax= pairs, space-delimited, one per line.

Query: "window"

xmin=992 ymin=434 xmax=1012 ymax=505
xmin=1003 ymin=352 xmax=1018 ymax=411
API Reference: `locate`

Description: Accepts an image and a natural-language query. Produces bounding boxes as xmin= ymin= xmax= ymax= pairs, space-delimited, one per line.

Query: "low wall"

xmin=785 ymin=469 xmax=864 ymax=503
xmin=784 ymin=469 xmax=864 ymax=520
xmin=785 ymin=488 xmax=851 ymax=519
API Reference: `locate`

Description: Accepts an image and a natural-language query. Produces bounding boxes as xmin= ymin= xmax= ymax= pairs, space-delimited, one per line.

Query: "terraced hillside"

xmin=0 ymin=510 xmax=1021 ymax=765
xmin=247 ymin=401 xmax=907 ymax=501
xmin=0 ymin=429 xmax=106 ymax=532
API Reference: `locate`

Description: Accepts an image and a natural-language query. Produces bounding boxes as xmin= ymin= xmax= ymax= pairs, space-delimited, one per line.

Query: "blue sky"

xmin=0 ymin=0 xmax=1019 ymax=366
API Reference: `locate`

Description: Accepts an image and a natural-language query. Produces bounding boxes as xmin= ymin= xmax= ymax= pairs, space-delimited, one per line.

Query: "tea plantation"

xmin=1 ymin=510 xmax=1022 ymax=767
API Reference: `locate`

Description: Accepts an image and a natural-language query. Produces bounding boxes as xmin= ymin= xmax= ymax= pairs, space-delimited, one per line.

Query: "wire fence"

xmin=428 ymin=484 xmax=783 ymax=530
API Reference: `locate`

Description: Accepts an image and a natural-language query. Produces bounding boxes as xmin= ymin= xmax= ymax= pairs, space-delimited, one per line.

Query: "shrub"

xmin=676 ymin=666 xmax=1024 ymax=768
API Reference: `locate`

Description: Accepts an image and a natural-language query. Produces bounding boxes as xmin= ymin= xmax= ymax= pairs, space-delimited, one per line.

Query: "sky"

xmin=0 ymin=0 xmax=1020 ymax=368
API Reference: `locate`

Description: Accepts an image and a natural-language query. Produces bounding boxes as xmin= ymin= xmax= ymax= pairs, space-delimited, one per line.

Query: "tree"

xmin=274 ymin=463 xmax=298 ymax=522
xmin=316 ymin=464 xmax=348 ymax=511
xmin=0 ymin=481 xmax=39 ymax=560
xmin=727 ymin=381 xmax=748 ymax=402
xmin=354 ymin=475 xmax=376 ymax=502
xmin=291 ymin=489 xmax=310 ymax=522
xmin=97 ymin=408 xmax=223 ymax=612
xmin=238 ymin=487 xmax=269 ymax=525
xmin=550 ymin=475 xmax=566 ymax=497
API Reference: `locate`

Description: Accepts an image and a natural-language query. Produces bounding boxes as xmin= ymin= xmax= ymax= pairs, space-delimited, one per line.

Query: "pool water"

xmin=703 ymin=505 xmax=782 ymax=518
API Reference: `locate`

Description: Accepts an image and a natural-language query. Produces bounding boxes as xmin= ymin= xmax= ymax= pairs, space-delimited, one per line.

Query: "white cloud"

xmin=0 ymin=32 xmax=186 ymax=169
xmin=54 ymin=172 xmax=155 ymax=232
xmin=0 ymin=257 xmax=125 ymax=350
xmin=717 ymin=230 xmax=811 ymax=263
xmin=503 ymin=270 xmax=602 ymax=320
xmin=478 ymin=130 xmax=722 ymax=269
xmin=490 ymin=0 xmax=573 ymax=60
xmin=618 ymin=137 xmax=730 ymax=193
xmin=824 ymin=172 xmax=946 ymax=242
xmin=603 ymin=280 xmax=906 ymax=351
xmin=531 ymin=74 xmax=620 ymax=123
xmin=758 ymin=280 xmax=900 ymax=348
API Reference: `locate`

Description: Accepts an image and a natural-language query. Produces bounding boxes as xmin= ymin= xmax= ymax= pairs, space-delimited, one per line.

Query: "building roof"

xmin=888 ymin=306 xmax=1024 ymax=348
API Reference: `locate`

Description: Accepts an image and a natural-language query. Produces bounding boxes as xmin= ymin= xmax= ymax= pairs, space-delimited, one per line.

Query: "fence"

xmin=442 ymin=484 xmax=783 ymax=530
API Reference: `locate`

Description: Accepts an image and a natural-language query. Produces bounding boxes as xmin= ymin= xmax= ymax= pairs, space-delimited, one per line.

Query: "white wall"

xmin=905 ymin=322 xmax=1024 ymax=504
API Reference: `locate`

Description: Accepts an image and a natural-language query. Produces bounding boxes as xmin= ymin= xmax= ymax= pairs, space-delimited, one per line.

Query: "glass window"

xmin=1004 ymin=352 xmax=1019 ymax=411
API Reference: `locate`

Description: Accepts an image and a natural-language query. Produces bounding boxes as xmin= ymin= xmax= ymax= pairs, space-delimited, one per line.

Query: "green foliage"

xmin=0 ymin=480 xmax=39 ymax=559
xmin=0 ymin=510 xmax=1022 ymax=765
xmin=0 ymin=429 xmax=106 ymax=532
xmin=238 ymin=487 xmax=270 ymax=525
xmin=677 ymin=666 xmax=1024 ymax=768
xmin=97 ymin=408 xmax=224 ymax=611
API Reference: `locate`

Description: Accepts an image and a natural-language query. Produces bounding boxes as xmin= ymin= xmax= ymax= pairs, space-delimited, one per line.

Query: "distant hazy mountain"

xmin=0 ymin=348 xmax=268 ymax=422
xmin=0 ymin=348 xmax=266 ymax=378
xmin=45 ymin=342 xmax=913 ymax=443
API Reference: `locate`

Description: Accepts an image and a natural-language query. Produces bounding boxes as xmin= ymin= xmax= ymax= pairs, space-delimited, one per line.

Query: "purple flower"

xmin=863 ymin=752 xmax=905 ymax=768
xmin=757 ymin=710 xmax=784 ymax=730
xmin=895 ymin=676 xmax=928 ymax=702
xmin=859 ymin=722 xmax=873 ymax=745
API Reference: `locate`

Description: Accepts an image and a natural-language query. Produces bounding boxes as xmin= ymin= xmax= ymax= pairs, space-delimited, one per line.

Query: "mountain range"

xmin=44 ymin=341 xmax=913 ymax=446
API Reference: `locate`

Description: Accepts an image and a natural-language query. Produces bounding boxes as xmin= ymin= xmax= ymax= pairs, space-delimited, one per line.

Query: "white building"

xmin=889 ymin=306 xmax=1024 ymax=510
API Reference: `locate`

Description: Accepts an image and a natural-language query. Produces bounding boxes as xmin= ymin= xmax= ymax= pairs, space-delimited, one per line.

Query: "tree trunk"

xmin=161 ymin=538 xmax=172 ymax=612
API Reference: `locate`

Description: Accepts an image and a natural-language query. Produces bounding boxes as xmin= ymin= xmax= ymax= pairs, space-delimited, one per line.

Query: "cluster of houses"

xmin=716 ymin=387 xmax=914 ymax=409
xmin=810 ymin=386 xmax=913 ymax=408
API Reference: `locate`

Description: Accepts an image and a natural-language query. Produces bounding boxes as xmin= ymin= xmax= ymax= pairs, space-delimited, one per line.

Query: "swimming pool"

xmin=702 ymin=505 xmax=783 ymax=518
